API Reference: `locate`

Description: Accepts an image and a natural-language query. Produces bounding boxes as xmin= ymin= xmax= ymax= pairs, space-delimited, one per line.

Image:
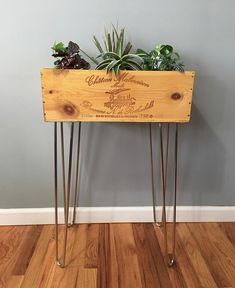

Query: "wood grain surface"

xmin=0 ymin=223 xmax=235 ymax=288
xmin=41 ymin=69 xmax=195 ymax=123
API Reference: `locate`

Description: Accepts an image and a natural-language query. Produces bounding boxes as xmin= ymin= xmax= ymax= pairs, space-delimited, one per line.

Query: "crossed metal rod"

xmin=54 ymin=122 xmax=178 ymax=268
xmin=149 ymin=123 xmax=178 ymax=266
xmin=54 ymin=122 xmax=81 ymax=267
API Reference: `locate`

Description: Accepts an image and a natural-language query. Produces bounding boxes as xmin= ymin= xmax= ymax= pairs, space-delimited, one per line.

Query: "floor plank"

xmin=5 ymin=276 xmax=24 ymax=288
xmin=132 ymin=223 xmax=162 ymax=287
xmin=76 ymin=269 xmax=97 ymax=288
xmin=113 ymin=224 xmax=142 ymax=288
xmin=85 ymin=224 xmax=99 ymax=269
xmin=143 ymin=223 xmax=172 ymax=287
xmin=12 ymin=225 xmax=43 ymax=276
xmin=0 ymin=226 xmax=29 ymax=287
xmin=154 ymin=223 xmax=199 ymax=288
xmin=177 ymin=223 xmax=218 ymax=288
xmin=0 ymin=223 xmax=235 ymax=288
xmin=96 ymin=223 xmax=111 ymax=288
xmin=50 ymin=224 xmax=87 ymax=288
xmin=188 ymin=223 xmax=235 ymax=287
xmin=20 ymin=225 xmax=54 ymax=288
xmin=218 ymin=222 xmax=235 ymax=246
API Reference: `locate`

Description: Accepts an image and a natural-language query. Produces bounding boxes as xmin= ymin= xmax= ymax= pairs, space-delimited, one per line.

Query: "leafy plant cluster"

xmin=137 ymin=45 xmax=184 ymax=72
xmin=52 ymin=41 xmax=90 ymax=69
xmin=51 ymin=26 xmax=184 ymax=74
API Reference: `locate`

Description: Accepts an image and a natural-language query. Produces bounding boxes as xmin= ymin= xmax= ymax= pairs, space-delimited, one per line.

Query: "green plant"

xmin=52 ymin=41 xmax=90 ymax=69
xmin=93 ymin=26 xmax=143 ymax=75
xmin=136 ymin=44 xmax=184 ymax=71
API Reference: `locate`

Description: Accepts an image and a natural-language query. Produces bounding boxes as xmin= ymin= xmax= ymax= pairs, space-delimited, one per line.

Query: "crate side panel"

xmin=41 ymin=69 xmax=194 ymax=122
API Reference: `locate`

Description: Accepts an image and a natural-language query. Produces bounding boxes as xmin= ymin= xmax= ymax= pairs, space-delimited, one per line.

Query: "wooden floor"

xmin=0 ymin=223 xmax=235 ymax=288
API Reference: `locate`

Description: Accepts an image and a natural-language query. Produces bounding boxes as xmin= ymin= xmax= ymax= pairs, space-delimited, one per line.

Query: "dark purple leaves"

xmin=52 ymin=41 xmax=90 ymax=69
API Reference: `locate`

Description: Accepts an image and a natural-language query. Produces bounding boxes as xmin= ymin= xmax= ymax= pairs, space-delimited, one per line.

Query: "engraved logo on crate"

xmin=83 ymin=72 xmax=154 ymax=118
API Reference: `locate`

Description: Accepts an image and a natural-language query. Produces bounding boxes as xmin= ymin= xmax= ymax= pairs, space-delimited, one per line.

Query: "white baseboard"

xmin=0 ymin=206 xmax=234 ymax=225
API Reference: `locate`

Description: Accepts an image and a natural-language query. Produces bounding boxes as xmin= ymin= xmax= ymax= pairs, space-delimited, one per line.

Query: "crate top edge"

xmin=40 ymin=68 xmax=195 ymax=77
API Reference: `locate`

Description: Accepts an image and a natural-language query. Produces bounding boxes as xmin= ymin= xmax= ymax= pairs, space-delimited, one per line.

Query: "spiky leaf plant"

xmin=136 ymin=44 xmax=184 ymax=71
xmin=93 ymin=26 xmax=143 ymax=75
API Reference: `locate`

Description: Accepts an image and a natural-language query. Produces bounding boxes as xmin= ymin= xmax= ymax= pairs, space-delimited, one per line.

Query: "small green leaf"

xmin=52 ymin=41 xmax=66 ymax=52
xmin=159 ymin=45 xmax=173 ymax=57
xmin=122 ymin=54 xmax=143 ymax=62
xmin=103 ymin=38 xmax=108 ymax=52
xmin=120 ymin=28 xmax=124 ymax=54
xmin=106 ymin=33 xmax=112 ymax=52
xmin=124 ymin=63 xmax=140 ymax=70
xmin=122 ymin=42 xmax=132 ymax=56
xmin=102 ymin=52 xmax=120 ymax=60
xmin=113 ymin=63 xmax=121 ymax=76
xmin=126 ymin=60 xmax=143 ymax=70
xmin=96 ymin=59 xmax=112 ymax=70
xmin=112 ymin=31 xmax=116 ymax=51
xmin=112 ymin=24 xmax=119 ymax=39
xmin=115 ymin=35 xmax=122 ymax=56
xmin=174 ymin=52 xmax=180 ymax=59
xmin=106 ymin=59 xmax=120 ymax=71
xmin=136 ymin=48 xmax=148 ymax=55
xmin=93 ymin=36 xmax=104 ymax=54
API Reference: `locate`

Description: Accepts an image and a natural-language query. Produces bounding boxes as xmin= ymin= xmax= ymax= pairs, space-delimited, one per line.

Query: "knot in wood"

xmin=171 ymin=93 xmax=181 ymax=100
xmin=64 ymin=104 xmax=75 ymax=115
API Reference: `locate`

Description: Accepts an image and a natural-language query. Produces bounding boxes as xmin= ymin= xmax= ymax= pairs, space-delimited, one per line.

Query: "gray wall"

xmin=0 ymin=0 xmax=235 ymax=208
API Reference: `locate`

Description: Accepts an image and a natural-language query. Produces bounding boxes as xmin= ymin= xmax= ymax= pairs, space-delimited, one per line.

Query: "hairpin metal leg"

xmin=149 ymin=123 xmax=161 ymax=226
xmin=172 ymin=123 xmax=178 ymax=261
xmin=164 ymin=123 xmax=170 ymax=201
xmin=54 ymin=122 xmax=62 ymax=267
xmin=149 ymin=123 xmax=170 ymax=226
xmin=54 ymin=122 xmax=74 ymax=268
xmin=159 ymin=123 xmax=178 ymax=267
xmin=60 ymin=123 xmax=67 ymax=223
xmin=69 ymin=122 xmax=81 ymax=226
xmin=61 ymin=122 xmax=74 ymax=266
xmin=161 ymin=123 xmax=170 ymax=226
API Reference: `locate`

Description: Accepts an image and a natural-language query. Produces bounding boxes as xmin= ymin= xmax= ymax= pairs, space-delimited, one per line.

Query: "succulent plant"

xmin=52 ymin=41 xmax=90 ymax=69
xmin=96 ymin=52 xmax=143 ymax=76
xmin=93 ymin=26 xmax=143 ymax=75
xmin=136 ymin=44 xmax=184 ymax=71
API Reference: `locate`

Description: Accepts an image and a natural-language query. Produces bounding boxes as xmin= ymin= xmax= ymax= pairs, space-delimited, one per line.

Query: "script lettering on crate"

xmin=85 ymin=72 xmax=150 ymax=88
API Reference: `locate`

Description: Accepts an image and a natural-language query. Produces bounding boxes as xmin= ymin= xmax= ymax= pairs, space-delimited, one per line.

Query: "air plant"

xmin=93 ymin=26 xmax=143 ymax=75
xmin=136 ymin=44 xmax=184 ymax=71
xmin=52 ymin=41 xmax=90 ymax=69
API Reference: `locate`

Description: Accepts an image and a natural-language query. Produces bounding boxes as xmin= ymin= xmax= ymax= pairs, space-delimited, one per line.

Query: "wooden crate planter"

xmin=40 ymin=69 xmax=195 ymax=123
xmin=40 ymin=68 xmax=195 ymax=268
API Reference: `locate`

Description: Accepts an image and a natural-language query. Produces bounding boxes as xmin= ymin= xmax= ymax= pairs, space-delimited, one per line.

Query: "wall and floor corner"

xmin=0 ymin=0 xmax=235 ymax=224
